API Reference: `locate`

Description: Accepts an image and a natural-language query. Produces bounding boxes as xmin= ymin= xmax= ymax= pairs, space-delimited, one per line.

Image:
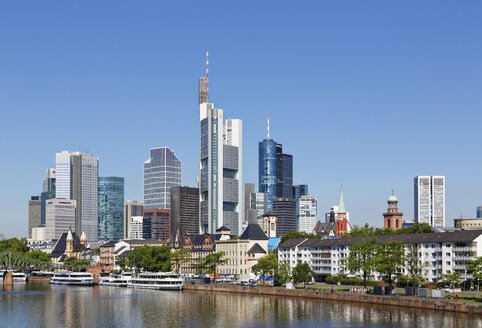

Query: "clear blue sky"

xmin=1 ymin=1 xmax=481 ymax=237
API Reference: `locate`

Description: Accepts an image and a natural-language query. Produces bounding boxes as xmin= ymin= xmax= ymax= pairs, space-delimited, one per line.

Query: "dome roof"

xmin=388 ymin=190 xmax=398 ymax=202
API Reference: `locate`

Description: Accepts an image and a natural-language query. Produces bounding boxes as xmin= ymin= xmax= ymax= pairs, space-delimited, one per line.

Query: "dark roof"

xmin=100 ymin=241 xmax=116 ymax=247
xmin=248 ymin=243 xmax=267 ymax=254
xmin=278 ymin=238 xmax=307 ymax=248
xmin=114 ymin=246 xmax=127 ymax=255
xmin=313 ymin=222 xmax=336 ymax=236
xmin=118 ymin=250 xmax=130 ymax=258
xmin=216 ymin=226 xmax=230 ymax=232
xmin=279 ymin=230 xmax=482 ymax=249
xmin=262 ymin=212 xmax=277 ymax=217
xmin=240 ymin=224 xmax=268 ymax=240
xmin=51 ymin=232 xmax=87 ymax=258
xmin=124 ymin=239 xmax=166 ymax=245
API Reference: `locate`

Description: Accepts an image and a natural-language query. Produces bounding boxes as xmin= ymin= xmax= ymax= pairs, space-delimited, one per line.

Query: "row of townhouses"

xmin=278 ymin=230 xmax=482 ymax=282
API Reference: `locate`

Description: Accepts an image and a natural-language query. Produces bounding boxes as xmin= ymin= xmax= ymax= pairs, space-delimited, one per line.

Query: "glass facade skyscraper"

xmin=144 ymin=147 xmax=181 ymax=210
xmin=98 ymin=177 xmax=125 ymax=241
xmin=259 ymin=139 xmax=278 ymax=211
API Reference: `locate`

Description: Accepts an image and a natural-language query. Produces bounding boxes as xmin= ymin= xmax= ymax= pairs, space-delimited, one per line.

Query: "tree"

xmin=405 ymin=244 xmax=427 ymax=294
xmin=251 ymin=253 xmax=278 ymax=282
xmin=467 ymin=257 xmax=482 ymax=291
xmin=170 ymin=249 xmax=192 ymax=274
xmin=64 ymin=256 xmax=90 ymax=270
xmin=345 ymin=223 xmax=432 ymax=237
xmin=375 ymin=241 xmax=405 ymax=288
xmin=115 ymin=256 xmax=129 ymax=271
xmin=202 ymin=252 xmax=228 ymax=274
xmin=280 ymin=232 xmax=320 ymax=244
xmin=24 ymin=250 xmax=51 ymax=263
xmin=128 ymin=245 xmax=172 ymax=272
xmin=345 ymin=237 xmax=378 ymax=288
xmin=276 ymin=260 xmax=292 ymax=282
xmin=92 ymin=247 xmax=100 ymax=254
xmin=441 ymin=271 xmax=463 ymax=289
xmin=292 ymin=262 xmax=314 ymax=287
xmin=0 ymin=238 xmax=29 ymax=253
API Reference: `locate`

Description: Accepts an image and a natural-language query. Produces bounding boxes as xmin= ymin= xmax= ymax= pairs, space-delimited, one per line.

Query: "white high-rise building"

xmin=298 ymin=195 xmax=317 ymax=233
xmin=129 ymin=216 xmax=144 ymax=239
xmin=45 ymin=199 xmax=76 ymax=240
xmin=198 ymin=60 xmax=243 ymax=235
xmin=414 ymin=176 xmax=446 ymax=227
xmin=325 ymin=205 xmax=350 ymax=223
xmin=55 ymin=151 xmax=99 ymax=241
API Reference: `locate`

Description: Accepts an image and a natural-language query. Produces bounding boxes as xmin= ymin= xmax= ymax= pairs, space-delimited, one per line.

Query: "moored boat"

xmin=99 ymin=272 xmax=132 ymax=287
xmin=127 ymin=272 xmax=183 ymax=290
xmin=50 ymin=272 xmax=94 ymax=286
xmin=12 ymin=272 xmax=28 ymax=282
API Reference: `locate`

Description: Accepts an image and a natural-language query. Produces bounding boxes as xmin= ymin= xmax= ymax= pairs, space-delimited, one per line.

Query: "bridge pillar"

xmin=3 ymin=271 xmax=13 ymax=286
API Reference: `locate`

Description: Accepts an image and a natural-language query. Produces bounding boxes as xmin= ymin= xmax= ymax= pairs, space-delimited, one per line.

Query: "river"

xmin=1 ymin=284 xmax=481 ymax=327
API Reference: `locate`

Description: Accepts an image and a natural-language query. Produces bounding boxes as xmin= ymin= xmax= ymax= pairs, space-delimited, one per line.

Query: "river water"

xmin=1 ymin=284 xmax=481 ymax=328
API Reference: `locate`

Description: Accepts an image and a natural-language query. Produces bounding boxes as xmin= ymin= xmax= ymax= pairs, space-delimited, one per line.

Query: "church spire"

xmin=338 ymin=186 xmax=346 ymax=214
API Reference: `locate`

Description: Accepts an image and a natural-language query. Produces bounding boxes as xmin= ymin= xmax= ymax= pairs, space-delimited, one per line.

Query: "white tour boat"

xmin=128 ymin=272 xmax=184 ymax=290
xmin=12 ymin=272 xmax=28 ymax=282
xmin=99 ymin=272 xmax=133 ymax=287
xmin=50 ymin=272 xmax=95 ymax=286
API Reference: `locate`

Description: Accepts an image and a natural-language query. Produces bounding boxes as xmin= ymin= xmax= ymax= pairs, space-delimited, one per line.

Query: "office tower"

xmin=42 ymin=168 xmax=56 ymax=194
xmin=293 ymin=185 xmax=308 ymax=199
xmin=273 ymin=197 xmax=297 ymax=237
xmin=98 ymin=177 xmax=125 ymax=241
xmin=414 ymin=176 xmax=446 ymax=227
xmin=55 ymin=151 xmax=99 ymax=241
xmin=383 ymin=191 xmax=403 ymax=230
xmin=297 ymin=195 xmax=317 ymax=233
xmin=198 ymin=53 xmax=243 ymax=235
xmin=477 ymin=206 xmax=482 ymax=219
xmin=276 ymin=147 xmax=293 ymax=198
xmin=143 ymin=209 xmax=170 ymax=241
xmin=247 ymin=209 xmax=259 ymax=225
xmin=45 ymin=199 xmax=76 ymax=240
xmin=129 ymin=216 xmax=144 ymax=239
xmin=250 ymin=192 xmax=268 ymax=228
xmin=124 ymin=201 xmax=144 ymax=239
xmin=244 ymin=183 xmax=255 ymax=223
xmin=28 ymin=196 xmax=41 ymax=238
xmin=144 ymin=147 xmax=181 ymax=210
xmin=259 ymin=138 xmax=278 ymax=211
xmin=170 ymin=186 xmax=199 ymax=246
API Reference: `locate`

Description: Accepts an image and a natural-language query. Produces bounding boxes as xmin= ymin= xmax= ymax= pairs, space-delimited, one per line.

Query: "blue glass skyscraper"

xmin=98 ymin=177 xmax=125 ymax=241
xmin=259 ymin=139 xmax=278 ymax=211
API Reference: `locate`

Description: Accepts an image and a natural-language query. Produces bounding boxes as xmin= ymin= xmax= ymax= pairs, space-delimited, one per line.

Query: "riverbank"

xmin=184 ymin=284 xmax=482 ymax=314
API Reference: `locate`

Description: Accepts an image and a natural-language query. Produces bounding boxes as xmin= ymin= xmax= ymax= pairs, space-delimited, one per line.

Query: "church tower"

xmin=335 ymin=188 xmax=348 ymax=237
xmin=383 ymin=191 xmax=403 ymax=230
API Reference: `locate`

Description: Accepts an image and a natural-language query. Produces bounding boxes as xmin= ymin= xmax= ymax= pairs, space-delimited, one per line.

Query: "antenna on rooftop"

xmin=206 ymin=50 xmax=209 ymax=101
xmin=267 ymin=114 xmax=270 ymax=139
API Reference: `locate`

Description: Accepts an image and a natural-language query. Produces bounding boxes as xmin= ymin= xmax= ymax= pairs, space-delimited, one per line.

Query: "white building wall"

xmin=298 ymin=196 xmax=317 ymax=233
xmin=55 ymin=151 xmax=72 ymax=199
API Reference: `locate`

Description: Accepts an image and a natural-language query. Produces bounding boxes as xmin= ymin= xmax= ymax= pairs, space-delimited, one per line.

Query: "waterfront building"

xmin=216 ymin=224 xmax=269 ymax=281
xmin=297 ymin=195 xmax=317 ymax=233
xmin=383 ymin=191 xmax=403 ymax=230
xmin=55 ymin=150 xmax=99 ymax=241
xmin=124 ymin=201 xmax=144 ymax=239
xmin=454 ymin=218 xmax=482 ymax=230
xmin=45 ymin=199 xmax=76 ymax=240
xmin=250 ymin=192 xmax=268 ymax=228
xmin=28 ymin=196 xmax=41 ymax=238
xmin=198 ymin=59 xmax=243 ymax=235
xmin=293 ymin=185 xmax=308 ymax=199
xmin=244 ymin=183 xmax=255 ymax=224
xmin=99 ymin=239 xmax=165 ymax=271
xmin=143 ymin=147 xmax=181 ymax=210
xmin=98 ymin=177 xmax=125 ymax=241
xmin=50 ymin=229 xmax=88 ymax=264
xmin=129 ymin=216 xmax=144 ymax=239
xmin=262 ymin=212 xmax=277 ymax=238
xmin=273 ymin=198 xmax=297 ymax=237
xmin=477 ymin=206 xmax=482 ymax=219
xmin=170 ymin=186 xmax=199 ymax=247
xmin=143 ymin=209 xmax=170 ymax=241
xmin=414 ymin=176 xmax=446 ymax=227
xmin=278 ymin=229 xmax=482 ymax=283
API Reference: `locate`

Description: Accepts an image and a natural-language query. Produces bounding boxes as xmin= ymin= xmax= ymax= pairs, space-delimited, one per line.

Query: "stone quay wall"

xmin=183 ymin=284 xmax=482 ymax=315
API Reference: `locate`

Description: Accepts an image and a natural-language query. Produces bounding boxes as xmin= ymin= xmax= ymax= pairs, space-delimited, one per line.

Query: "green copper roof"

xmin=388 ymin=189 xmax=398 ymax=202
xmin=338 ymin=188 xmax=346 ymax=213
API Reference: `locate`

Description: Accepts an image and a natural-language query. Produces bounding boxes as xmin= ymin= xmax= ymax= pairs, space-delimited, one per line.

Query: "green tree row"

xmin=251 ymin=253 xmax=314 ymax=286
xmin=343 ymin=223 xmax=432 ymax=237
xmin=0 ymin=238 xmax=51 ymax=262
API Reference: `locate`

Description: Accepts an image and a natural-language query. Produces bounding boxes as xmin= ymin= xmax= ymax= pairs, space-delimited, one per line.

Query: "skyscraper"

xmin=143 ymin=209 xmax=170 ymax=241
xmin=198 ymin=53 xmax=243 ymax=235
xmin=477 ymin=206 xmax=482 ymax=219
xmin=293 ymin=185 xmax=308 ymax=199
xmin=55 ymin=151 xmax=99 ymax=241
xmin=244 ymin=183 xmax=255 ymax=223
xmin=98 ymin=177 xmax=125 ymax=241
xmin=42 ymin=168 xmax=56 ymax=194
xmin=28 ymin=196 xmax=41 ymax=238
xmin=170 ymin=186 xmax=199 ymax=246
xmin=297 ymin=195 xmax=317 ymax=233
xmin=124 ymin=201 xmax=144 ymax=239
xmin=250 ymin=192 xmax=268 ymax=228
xmin=414 ymin=176 xmax=446 ymax=227
xmin=276 ymin=148 xmax=293 ymax=198
xmin=45 ymin=199 xmax=76 ymax=240
xmin=273 ymin=197 xmax=297 ymax=237
xmin=144 ymin=147 xmax=181 ymax=210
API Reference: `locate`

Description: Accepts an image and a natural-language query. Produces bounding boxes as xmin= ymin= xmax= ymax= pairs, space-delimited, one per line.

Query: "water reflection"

xmin=0 ymin=284 xmax=481 ymax=328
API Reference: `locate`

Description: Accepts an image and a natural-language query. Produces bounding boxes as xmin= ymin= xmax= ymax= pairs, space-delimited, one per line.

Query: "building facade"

xmin=98 ymin=177 xmax=125 ymax=241
xmin=273 ymin=197 xmax=297 ymax=237
xmin=297 ymin=195 xmax=317 ymax=233
xmin=293 ymin=185 xmax=308 ymax=199
xmin=129 ymin=216 xmax=143 ymax=239
xmin=124 ymin=201 xmax=143 ymax=239
xmin=244 ymin=183 xmax=255 ymax=224
xmin=477 ymin=206 xmax=482 ymax=219
xmin=28 ymin=196 xmax=41 ymax=238
xmin=414 ymin=176 xmax=446 ymax=227
xmin=383 ymin=192 xmax=403 ymax=230
xmin=143 ymin=209 xmax=170 ymax=241
xmin=55 ymin=151 xmax=99 ymax=241
xmin=259 ymin=139 xmax=278 ymax=211
xmin=250 ymin=192 xmax=268 ymax=229
xmin=144 ymin=147 xmax=181 ymax=210
xmin=170 ymin=186 xmax=199 ymax=247
xmin=454 ymin=218 xmax=482 ymax=230
xmin=276 ymin=149 xmax=293 ymax=199
xmin=45 ymin=199 xmax=76 ymax=240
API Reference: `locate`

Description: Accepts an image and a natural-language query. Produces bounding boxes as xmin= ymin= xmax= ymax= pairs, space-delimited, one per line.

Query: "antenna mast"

xmin=206 ymin=50 xmax=209 ymax=101
xmin=267 ymin=114 xmax=270 ymax=139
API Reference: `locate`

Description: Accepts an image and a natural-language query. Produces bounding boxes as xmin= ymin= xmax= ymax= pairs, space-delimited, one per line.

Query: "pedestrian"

xmin=455 ymin=295 xmax=459 ymax=302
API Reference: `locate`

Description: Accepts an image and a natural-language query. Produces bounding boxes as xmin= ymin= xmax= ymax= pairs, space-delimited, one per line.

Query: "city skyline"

xmin=2 ymin=1 xmax=482 ymax=237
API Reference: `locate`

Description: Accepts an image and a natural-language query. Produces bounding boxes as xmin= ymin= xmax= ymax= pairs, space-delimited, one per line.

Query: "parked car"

xmin=240 ymin=281 xmax=249 ymax=286
xmin=249 ymin=281 xmax=258 ymax=287
xmin=273 ymin=280 xmax=283 ymax=287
